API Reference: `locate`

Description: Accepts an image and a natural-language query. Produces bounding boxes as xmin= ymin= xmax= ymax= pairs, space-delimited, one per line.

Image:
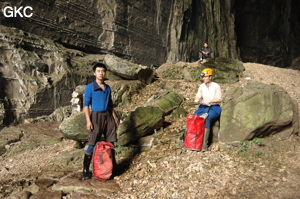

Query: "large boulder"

xmin=117 ymin=106 xmax=164 ymax=146
xmin=104 ymin=54 xmax=155 ymax=84
xmin=59 ymin=91 xmax=184 ymax=145
xmin=156 ymin=58 xmax=244 ymax=83
xmin=219 ymin=82 xmax=299 ymax=144
xmin=145 ymin=91 xmax=185 ymax=114
xmin=59 ymin=106 xmax=164 ymax=145
xmin=59 ymin=112 xmax=88 ymax=142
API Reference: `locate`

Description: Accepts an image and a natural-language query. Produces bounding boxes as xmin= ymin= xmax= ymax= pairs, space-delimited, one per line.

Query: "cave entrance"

xmin=234 ymin=0 xmax=300 ymax=68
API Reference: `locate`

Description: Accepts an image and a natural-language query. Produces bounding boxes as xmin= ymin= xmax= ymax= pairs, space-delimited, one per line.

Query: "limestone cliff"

xmin=0 ymin=0 xmax=240 ymax=66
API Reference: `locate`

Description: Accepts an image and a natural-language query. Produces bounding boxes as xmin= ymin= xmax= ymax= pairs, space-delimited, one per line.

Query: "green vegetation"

xmin=114 ymin=143 xmax=130 ymax=154
xmin=238 ymin=137 xmax=265 ymax=152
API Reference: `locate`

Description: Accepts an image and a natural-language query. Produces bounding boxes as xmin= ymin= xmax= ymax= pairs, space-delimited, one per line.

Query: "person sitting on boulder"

xmin=82 ymin=63 xmax=119 ymax=179
xmin=194 ymin=68 xmax=222 ymax=151
xmin=199 ymin=42 xmax=214 ymax=61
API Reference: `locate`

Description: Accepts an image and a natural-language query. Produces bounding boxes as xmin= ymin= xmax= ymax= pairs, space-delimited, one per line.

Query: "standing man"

xmin=194 ymin=68 xmax=221 ymax=151
xmin=199 ymin=42 xmax=214 ymax=61
xmin=82 ymin=63 xmax=119 ymax=179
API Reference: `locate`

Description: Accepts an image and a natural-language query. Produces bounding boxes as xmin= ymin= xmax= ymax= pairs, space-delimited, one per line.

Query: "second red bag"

xmin=184 ymin=114 xmax=205 ymax=151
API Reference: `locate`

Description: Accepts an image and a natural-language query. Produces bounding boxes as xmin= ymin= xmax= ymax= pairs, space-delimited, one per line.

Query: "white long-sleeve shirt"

xmin=195 ymin=82 xmax=222 ymax=104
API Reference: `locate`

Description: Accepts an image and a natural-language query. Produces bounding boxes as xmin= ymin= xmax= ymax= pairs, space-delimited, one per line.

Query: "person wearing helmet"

xmin=194 ymin=68 xmax=222 ymax=151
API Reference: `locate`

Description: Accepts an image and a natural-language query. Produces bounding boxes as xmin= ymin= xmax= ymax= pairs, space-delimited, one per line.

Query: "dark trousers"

xmin=199 ymin=52 xmax=214 ymax=59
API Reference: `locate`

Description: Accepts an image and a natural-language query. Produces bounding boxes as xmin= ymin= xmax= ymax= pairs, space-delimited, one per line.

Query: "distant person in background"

xmin=199 ymin=42 xmax=214 ymax=61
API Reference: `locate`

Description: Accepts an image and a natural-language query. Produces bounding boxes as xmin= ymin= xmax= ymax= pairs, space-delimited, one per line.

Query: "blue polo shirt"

xmin=83 ymin=81 xmax=113 ymax=111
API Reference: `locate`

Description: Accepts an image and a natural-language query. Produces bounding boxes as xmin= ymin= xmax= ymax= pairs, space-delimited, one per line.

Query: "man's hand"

xmin=86 ymin=121 xmax=93 ymax=131
xmin=202 ymin=100 xmax=211 ymax=106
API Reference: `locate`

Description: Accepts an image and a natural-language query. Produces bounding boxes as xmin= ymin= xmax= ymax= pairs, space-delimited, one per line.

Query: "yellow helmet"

xmin=201 ymin=68 xmax=213 ymax=77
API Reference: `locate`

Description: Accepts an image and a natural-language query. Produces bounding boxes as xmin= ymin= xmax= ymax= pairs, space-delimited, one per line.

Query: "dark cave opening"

xmin=234 ymin=0 xmax=300 ymax=68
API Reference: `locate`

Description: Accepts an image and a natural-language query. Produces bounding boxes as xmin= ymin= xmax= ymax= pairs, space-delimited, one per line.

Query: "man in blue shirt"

xmin=82 ymin=63 xmax=119 ymax=179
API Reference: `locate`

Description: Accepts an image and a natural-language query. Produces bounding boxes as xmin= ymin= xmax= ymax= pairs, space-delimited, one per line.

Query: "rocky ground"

xmin=0 ymin=62 xmax=299 ymax=199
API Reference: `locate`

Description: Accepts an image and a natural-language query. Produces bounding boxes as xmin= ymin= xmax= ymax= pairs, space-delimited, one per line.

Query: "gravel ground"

xmin=113 ymin=62 xmax=300 ymax=199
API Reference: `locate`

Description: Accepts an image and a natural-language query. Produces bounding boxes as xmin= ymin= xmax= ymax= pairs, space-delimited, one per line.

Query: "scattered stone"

xmin=5 ymin=191 xmax=31 ymax=199
xmin=138 ymin=135 xmax=156 ymax=151
xmin=30 ymin=190 xmax=62 ymax=199
xmin=34 ymin=178 xmax=57 ymax=189
xmin=52 ymin=175 xmax=121 ymax=197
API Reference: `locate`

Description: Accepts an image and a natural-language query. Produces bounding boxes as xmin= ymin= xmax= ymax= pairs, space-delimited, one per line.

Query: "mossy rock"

xmin=219 ymin=82 xmax=298 ymax=144
xmin=170 ymin=107 xmax=187 ymax=118
xmin=145 ymin=91 xmax=185 ymax=114
xmin=117 ymin=106 xmax=164 ymax=146
xmin=156 ymin=58 xmax=244 ymax=83
xmin=59 ymin=112 xmax=88 ymax=142
xmin=203 ymin=57 xmax=245 ymax=83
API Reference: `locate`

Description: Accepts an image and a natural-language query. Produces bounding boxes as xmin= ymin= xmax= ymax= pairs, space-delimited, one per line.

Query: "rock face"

xmin=0 ymin=0 xmax=242 ymax=66
xmin=104 ymin=54 xmax=155 ymax=84
xmin=235 ymin=0 xmax=300 ymax=67
xmin=1 ymin=0 xmax=299 ymax=68
xmin=219 ymin=82 xmax=299 ymax=144
xmin=156 ymin=58 xmax=244 ymax=84
xmin=0 ymin=25 xmax=153 ymax=127
xmin=0 ymin=25 xmax=94 ymax=127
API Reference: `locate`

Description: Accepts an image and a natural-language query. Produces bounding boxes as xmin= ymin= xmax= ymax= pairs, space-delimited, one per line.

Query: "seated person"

xmin=199 ymin=42 xmax=214 ymax=60
xmin=194 ymin=68 xmax=222 ymax=151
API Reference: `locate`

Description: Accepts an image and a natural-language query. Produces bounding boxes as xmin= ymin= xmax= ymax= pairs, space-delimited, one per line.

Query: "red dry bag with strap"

xmin=93 ymin=141 xmax=114 ymax=180
xmin=184 ymin=114 xmax=205 ymax=151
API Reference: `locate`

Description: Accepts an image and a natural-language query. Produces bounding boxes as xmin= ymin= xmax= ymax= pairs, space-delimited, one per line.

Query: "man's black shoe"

xmin=83 ymin=169 xmax=92 ymax=179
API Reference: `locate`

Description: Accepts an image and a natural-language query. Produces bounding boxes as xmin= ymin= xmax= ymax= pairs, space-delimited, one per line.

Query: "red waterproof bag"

xmin=184 ymin=114 xmax=205 ymax=151
xmin=93 ymin=141 xmax=114 ymax=180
